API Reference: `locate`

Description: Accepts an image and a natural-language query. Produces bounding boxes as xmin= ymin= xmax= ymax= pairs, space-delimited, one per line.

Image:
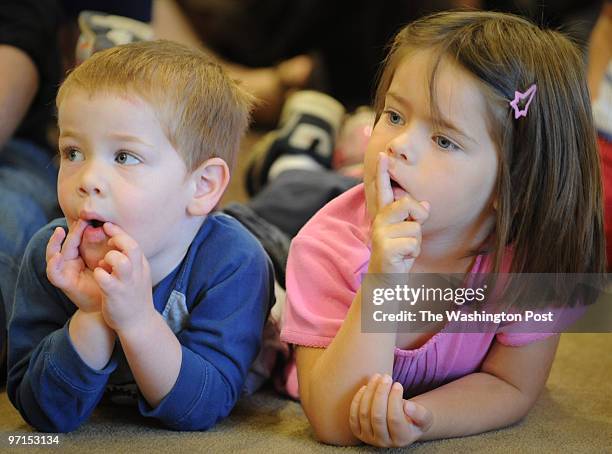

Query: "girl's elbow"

xmin=505 ymin=391 xmax=538 ymax=427
xmin=304 ymin=406 xmax=360 ymax=446
xmin=517 ymin=393 xmax=539 ymax=420
xmin=313 ymin=428 xmax=361 ymax=447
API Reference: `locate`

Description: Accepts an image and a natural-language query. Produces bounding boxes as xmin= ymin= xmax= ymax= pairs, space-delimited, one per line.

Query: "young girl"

xmin=280 ymin=11 xmax=606 ymax=447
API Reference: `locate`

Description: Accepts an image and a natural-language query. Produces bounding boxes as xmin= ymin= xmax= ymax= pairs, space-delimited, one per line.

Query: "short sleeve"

xmin=495 ymin=305 xmax=587 ymax=347
xmin=281 ymin=234 xmax=367 ymax=347
xmin=495 ymin=331 xmax=556 ymax=347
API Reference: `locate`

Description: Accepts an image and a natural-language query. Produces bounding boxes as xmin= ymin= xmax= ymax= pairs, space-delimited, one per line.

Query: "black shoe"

xmin=245 ymin=90 xmax=345 ymax=196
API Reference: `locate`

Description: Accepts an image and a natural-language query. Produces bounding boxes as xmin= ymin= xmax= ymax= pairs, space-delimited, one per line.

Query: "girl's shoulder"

xmin=297 ymin=183 xmax=370 ymax=246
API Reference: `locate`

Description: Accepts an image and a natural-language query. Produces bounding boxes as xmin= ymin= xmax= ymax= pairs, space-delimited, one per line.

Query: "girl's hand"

xmin=46 ymin=220 xmax=103 ymax=312
xmin=93 ymin=222 xmax=155 ymax=333
xmin=368 ymin=153 xmax=430 ymax=274
xmin=349 ymin=374 xmax=433 ymax=447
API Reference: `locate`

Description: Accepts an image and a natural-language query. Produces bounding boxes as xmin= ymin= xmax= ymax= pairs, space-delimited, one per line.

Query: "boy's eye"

xmin=63 ymin=148 xmax=84 ymax=162
xmin=115 ymin=151 xmax=140 ymax=165
xmin=433 ymin=135 xmax=460 ymax=151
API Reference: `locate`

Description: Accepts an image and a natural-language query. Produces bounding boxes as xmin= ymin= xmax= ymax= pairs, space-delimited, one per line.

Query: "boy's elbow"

xmin=22 ymin=411 xmax=82 ymax=434
xmin=11 ymin=391 xmax=82 ymax=434
xmin=164 ymin=409 xmax=226 ymax=432
xmin=162 ymin=395 xmax=235 ymax=432
xmin=166 ymin=417 xmax=216 ymax=432
xmin=43 ymin=419 xmax=81 ymax=434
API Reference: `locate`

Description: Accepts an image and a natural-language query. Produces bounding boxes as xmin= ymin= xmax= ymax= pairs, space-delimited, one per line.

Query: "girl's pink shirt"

xmin=281 ymin=184 xmax=554 ymax=398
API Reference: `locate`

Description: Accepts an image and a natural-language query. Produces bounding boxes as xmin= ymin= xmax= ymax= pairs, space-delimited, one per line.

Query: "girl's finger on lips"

xmin=387 ymin=382 xmax=409 ymax=446
xmin=370 ymin=374 xmax=393 ymax=446
xmin=349 ymin=385 xmax=367 ymax=436
xmin=358 ymin=374 xmax=381 ymax=440
xmin=377 ymin=152 xmax=394 ymax=209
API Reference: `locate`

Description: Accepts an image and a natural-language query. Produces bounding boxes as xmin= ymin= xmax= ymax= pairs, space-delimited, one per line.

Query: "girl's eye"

xmin=385 ymin=110 xmax=405 ymax=126
xmin=115 ymin=151 xmax=140 ymax=165
xmin=62 ymin=148 xmax=84 ymax=162
xmin=433 ymin=135 xmax=460 ymax=151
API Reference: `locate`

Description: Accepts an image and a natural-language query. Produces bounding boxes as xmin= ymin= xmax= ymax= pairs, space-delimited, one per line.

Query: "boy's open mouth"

xmin=82 ymin=218 xmax=108 ymax=243
xmin=87 ymin=219 xmax=104 ymax=228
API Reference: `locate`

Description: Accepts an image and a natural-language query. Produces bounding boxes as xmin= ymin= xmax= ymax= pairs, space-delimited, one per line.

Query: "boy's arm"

xmin=114 ymin=311 xmax=182 ymax=409
xmin=7 ymin=223 xmax=117 ymax=433
xmin=120 ymin=241 xmax=274 ymax=431
xmin=68 ymin=310 xmax=116 ymax=370
xmin=411 ymin=334 xmax=560 ymax=440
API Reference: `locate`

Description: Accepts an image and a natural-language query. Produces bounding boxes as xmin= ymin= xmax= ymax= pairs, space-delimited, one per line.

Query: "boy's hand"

xmin=46 ymin=220 xmax=103 ymax=312
xmin=349 ymin=374 xmax=433 ymax=448
xmin=368 ymin=153 xmax=430 ymax=274
xmin=93 ymin=222 xmax=155 ymax=333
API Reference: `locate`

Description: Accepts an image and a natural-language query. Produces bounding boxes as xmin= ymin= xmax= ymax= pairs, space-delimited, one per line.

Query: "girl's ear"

xmin=187 ymin=157 xmax=230 ymax=216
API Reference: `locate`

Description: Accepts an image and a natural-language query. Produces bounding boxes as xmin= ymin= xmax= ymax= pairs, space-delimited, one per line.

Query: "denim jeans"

xmin=0 ymin=139 xmax=58 ymax=378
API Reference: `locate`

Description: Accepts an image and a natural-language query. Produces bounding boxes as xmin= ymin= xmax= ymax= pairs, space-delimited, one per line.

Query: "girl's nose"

xmin=387 ymin=130 xmax=416 ymax=164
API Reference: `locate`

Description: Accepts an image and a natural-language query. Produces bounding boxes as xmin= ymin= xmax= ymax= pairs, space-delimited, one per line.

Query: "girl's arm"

xmin=412 ymin=334 xmax=560 ymax=440
xmin=296 ymin=155 xmax=431 ymax=445
xmin=297 ymin=289 xmax=397 ymax=446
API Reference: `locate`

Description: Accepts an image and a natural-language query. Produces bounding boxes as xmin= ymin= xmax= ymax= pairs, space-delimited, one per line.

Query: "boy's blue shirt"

xmin=7 ymin=213 xmax=274 ymax=432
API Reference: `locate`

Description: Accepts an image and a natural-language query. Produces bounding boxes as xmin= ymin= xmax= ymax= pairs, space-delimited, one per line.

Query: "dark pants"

xmin=0 ymin=139 xmax=58 ymax=385
xmin=224 ymin=168 xmax=358 ymax=288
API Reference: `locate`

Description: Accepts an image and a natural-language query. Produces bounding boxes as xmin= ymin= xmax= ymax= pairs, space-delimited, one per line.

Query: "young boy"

xmin=7 ymin=40 xmax=274 ymax=432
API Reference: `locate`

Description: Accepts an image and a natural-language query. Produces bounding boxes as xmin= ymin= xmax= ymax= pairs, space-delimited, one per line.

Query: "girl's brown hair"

xmin=374 ymin=11 xmax=606 ymax=274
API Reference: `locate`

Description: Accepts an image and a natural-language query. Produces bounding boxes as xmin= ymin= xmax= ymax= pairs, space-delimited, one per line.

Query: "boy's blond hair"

xmin=57 ymin=40 xmax=254 ymax=171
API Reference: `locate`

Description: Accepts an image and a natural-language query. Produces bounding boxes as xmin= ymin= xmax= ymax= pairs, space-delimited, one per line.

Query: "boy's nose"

xmin=77 ymin=163 xmax=105 ymax=196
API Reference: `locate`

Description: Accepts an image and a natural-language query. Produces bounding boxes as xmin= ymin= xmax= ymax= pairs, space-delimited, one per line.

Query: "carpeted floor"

xmin=1 ymin=333 xmax=610 ymax=453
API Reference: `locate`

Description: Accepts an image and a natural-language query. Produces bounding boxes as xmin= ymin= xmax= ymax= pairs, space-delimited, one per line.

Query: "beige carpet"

xmin=1 ymin=333 xmax=610 ymax=453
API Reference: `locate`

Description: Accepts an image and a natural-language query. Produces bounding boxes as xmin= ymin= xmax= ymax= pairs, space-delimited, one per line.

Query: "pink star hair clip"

xmin=509 ymin=83 xmax=537 ymax=119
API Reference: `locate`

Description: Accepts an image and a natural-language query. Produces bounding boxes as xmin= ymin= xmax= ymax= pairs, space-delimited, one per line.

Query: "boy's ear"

xmin=187 ymin=157 xmax=230 ymax=216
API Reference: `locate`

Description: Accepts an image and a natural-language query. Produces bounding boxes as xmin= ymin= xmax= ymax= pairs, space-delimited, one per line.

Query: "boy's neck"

xmin=148 ymin=215 xmax=207 ymax=286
